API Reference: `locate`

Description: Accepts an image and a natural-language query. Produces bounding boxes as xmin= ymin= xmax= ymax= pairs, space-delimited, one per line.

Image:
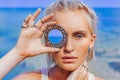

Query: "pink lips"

xmin=61 ymin=56 xmax=78 ymax=63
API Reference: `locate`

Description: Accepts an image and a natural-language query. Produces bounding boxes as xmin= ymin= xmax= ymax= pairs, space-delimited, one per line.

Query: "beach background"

xmin=0 ymin=0 xmax=120 ymax=80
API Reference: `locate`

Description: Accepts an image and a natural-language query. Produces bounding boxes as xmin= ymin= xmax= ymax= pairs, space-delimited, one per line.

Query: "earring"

xmin=86 ymin=47 xmax=91 ymax=61
xmin=88 ymin=47 xmax=91 ymax=54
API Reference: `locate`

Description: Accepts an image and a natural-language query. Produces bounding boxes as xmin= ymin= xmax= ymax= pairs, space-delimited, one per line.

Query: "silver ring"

xmin=24 ymin=19 xmax=28 ymax=23
xmin=41 ymin=30 xmax=45 ymax=33
xmin=33 ymin=25 xmax=37 ymax=27
xmin=21 ymin=26 xmax=27 ymax=28
xmin=41 ymin=18 xmax=45 ymax=23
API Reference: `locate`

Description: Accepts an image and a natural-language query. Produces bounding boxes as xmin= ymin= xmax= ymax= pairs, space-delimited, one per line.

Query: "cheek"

xmin=73 ymin=39 xmax=90 ymax=56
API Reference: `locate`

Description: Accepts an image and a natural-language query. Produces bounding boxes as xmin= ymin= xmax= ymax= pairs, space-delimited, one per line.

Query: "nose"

xmin=64 ymin=37 xmax=74 ymax=53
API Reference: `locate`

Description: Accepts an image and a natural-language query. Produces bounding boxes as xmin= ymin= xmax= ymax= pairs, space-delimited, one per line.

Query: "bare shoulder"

xmin=12 ymin=70 xmax=42 ymax=80
xmin=94 ymin=76 xmax=105 ymax=80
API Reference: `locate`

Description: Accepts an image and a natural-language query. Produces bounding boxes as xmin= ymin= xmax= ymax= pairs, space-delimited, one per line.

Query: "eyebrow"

xmin=72 ymin=31 xmax=88 ymax=35
xmin=55 ymin=25 xmax=89 ymax=35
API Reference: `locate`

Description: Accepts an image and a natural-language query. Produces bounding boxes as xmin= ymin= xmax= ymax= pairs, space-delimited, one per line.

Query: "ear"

xmin=90 ymin=33 xmax=96 ymax=48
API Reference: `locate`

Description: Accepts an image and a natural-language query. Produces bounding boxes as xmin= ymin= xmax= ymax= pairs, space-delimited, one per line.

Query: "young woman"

xmin=0 ymin=0 xmax=104 ymax=80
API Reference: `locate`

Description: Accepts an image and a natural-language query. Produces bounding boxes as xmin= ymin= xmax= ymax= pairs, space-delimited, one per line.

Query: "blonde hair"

xmin=44 ymin=0 xmax=98 ymax=34
xmin=44 ymin=0 xmax=98 ymax=62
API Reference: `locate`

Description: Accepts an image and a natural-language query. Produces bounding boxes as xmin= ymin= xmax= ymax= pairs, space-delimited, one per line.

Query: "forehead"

xmin=51 ymin=10 xmax=91 ymax=33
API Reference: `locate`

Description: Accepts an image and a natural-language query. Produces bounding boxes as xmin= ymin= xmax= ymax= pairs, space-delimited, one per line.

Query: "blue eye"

xmin=73 ymin=32 xmax=86 ymax=39
xmin=76 ymin=34 xmax=83 ymax=38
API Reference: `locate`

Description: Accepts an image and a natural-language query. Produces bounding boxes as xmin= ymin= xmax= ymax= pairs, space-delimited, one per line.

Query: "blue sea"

xmin=0 ymin=8 xmax=120 ymax=80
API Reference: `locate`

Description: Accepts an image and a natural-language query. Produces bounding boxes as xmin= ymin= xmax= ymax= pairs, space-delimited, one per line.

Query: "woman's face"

xmin=51 ymin=10 xmax=96 ymax=71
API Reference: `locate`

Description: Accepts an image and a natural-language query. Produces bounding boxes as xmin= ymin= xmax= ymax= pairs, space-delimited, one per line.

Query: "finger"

xmin=67 ymin=66 xmax=85 ymax=80
xmin=42 ymin=47 xmax=60 ymax=53
xmin=41 ymin=13 xmax=54 ymax=23
xmin=27 ymin=15 xmax=37 ymax=27
xmin=67 ymin=62 xmax=87 ymax=80
xmin=27 ymin=8 xmax=41 ymax=27
xmin=22 ymin=14 xmax=32 ymax=28
xmin=32 ymin=8 xmax=41 ymax=20
xmin=35 ymin=13 xmax=54 ymax=28
xmin=40 ymin=21 xmax=56 ymax=32
xmin=24 ymin=14 xmax=32 ymax=23
xmin=27 ymin=17 xmax=34 ymax=27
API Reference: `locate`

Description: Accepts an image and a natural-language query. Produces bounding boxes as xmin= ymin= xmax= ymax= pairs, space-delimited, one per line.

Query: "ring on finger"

xmin=41 ymin=18 xmax=45 ymax=23
xmin=40 ymin=23 xmax=48 ymax=29
xmin=33 ymin=24 xmax=37 ymax=27
xmin=40 ymin=29 xmax=45 ymax=33
xmin=21 ymin=25 xmax=27 ymax=28
xmin=24 ymin=19 xmax=28 ymax=23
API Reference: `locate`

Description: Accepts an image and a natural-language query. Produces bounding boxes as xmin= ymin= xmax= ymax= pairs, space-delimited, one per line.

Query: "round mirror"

xmin=44 ymin=25 xmax=67 ymax=48
xmin=48 ymin=29 xmax=63 ymax=44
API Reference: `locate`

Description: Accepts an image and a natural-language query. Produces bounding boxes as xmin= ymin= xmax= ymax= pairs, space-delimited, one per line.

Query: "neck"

xmin=49 ymin=65 xmax=71 ymax=80
xmin=49 ymin=64 xmax=88 ymax=80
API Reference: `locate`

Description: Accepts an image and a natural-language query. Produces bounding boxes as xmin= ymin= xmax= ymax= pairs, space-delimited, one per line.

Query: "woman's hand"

xmin=0 ymin=9 xmax=60 ymax=79
xmin=67 ymin=61 xmax=88 ymax=80
xmin=14 ymin=8 xmax=60 ymax=58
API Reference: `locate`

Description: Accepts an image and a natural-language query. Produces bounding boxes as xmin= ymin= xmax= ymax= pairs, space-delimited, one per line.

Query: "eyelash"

xmin=75 ymin=34 xmax=84 ymax=39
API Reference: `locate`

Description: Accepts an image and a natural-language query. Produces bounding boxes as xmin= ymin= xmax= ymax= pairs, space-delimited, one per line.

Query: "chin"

xmin=59 ymin=63 xmax=79 ymax=71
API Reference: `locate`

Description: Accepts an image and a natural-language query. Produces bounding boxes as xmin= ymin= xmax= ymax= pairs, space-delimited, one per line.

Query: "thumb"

xmin=42 ymin=47 xmax=60 ymax=53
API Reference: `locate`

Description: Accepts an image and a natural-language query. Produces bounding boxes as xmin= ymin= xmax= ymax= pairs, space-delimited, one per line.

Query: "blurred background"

xmin=0 ymin=0 xmax=120 ymax=80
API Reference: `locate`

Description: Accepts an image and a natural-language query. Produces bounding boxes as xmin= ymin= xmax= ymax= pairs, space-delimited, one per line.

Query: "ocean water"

xmin=0 ymin=8 xmax=120 ymax=80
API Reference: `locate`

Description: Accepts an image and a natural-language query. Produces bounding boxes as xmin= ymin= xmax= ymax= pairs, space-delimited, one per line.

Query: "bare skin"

xmin=0 ymin=8 xmax=60 ymax=79
xmin=13 ymin=72 xmax=103 ymax=80
xmin=0 ymin=9 xmax=104 ymax=80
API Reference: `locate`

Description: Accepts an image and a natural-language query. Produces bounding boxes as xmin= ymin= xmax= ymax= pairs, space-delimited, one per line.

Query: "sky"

xmin=0 ymin=0 xmax=120 ymax=8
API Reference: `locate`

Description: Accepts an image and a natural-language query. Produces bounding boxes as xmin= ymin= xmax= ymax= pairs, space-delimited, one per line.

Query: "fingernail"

xmin=55 ymin=48 xmax=60 ymax=51
xmin=29 ymin=14 xmax=31 ymax=16
xmin=29 ymin=14 xmax=32 ymax=16
xmin=51 ymin=13 xmax=54 ymax=15
xmin=38 ymin=8 xmax=41 ymax=11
